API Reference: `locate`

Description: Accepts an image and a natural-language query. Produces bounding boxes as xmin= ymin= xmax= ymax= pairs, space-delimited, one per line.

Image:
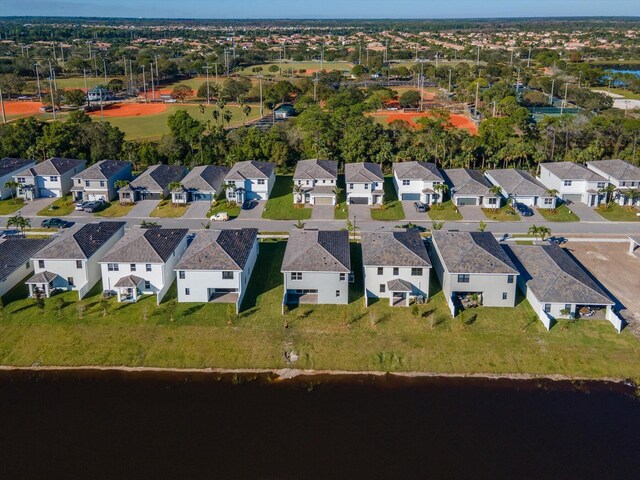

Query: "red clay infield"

xmin=370 ymin=111 xmax=478 ymax=135
xmin=3 ymin=101 xmax=44 ymax=115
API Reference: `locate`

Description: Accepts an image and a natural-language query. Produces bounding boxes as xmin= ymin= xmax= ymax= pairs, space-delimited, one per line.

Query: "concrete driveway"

xmin=348 ymin=204 xmax=372 ymax=222
xmin=16 ymin=198 xmax=55 ymax=217
xmin=457 ymin=205 xmax=486 ymax=222
xmin=184 ymin=201 xmax=212 ymax=220
xmin=402 ymin=201 xmax=429 ymax=222
xmin=566 ymin=202 xmax=607 ymax=222
xmin=126 ymin=200 xmax=160 ymax=218
xmin=311 ymin=205 xmax=335 ymax=220
xmin=238 ymin=201 xmax=266 ymax=220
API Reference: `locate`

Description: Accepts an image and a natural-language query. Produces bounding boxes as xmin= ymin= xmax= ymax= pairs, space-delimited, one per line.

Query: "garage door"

xmin=456 ymin=197 xmax=478 ymax=206
xmin=193 ymin=193 xmax=213 ymax=202
xmin=314 ymin=196 xmax=333 ymax=205
xmin=562 ymin=194 xmax=582 ymax=202
xmin=350 ymin=197 xmax=368 ymax=205
xmin=401 ymin=193 xmax=420 ymax=201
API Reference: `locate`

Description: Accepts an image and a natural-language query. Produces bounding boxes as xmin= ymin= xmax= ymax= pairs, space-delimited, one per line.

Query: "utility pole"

xmin=359 ymin=42 xmax=362 ymax=65
xmin=448 ymin=68 xmax=452 ymax=96
xmin=420 ymin=62 xmax=424 ymax=112
xmin=549 ymin=78 xmax=555 ymax=105
xmin=313 ymin=72 xmax=318 ymax=103
xmin=103 ymin=58 xmax=107 ymax=83
xmin=154 ymin=54 xmax=159 ymax=82
xmin=0 ymin=86 xmax=6 ymax=124
xmin=578 ymin=70 xmax=582 ymax=89
xmin=83 ymin=68 xmax=89 ymax=107
xmin=35 ymin=63 xmax=42 ymax=102
xmin=510 ymin=48 xmax=514 ymax=66
xmin=150 ymin=62 xmax=155 ymax=101
xmin=48 ymin=77 xmax=56 ymax=120
xmin=93 ymin=55 xmax=98 ymax=78
xmin=129 ymin=59 xmax=134 ymax=94
xmin=561 ymin=83 xmax=568 ymax=114
xmin=60 ymin=44 xmax=64 ymax=63
xmin=99 ymin=87 xmax=104 ymax=122
xmin=476 ymin=45 xmax=480 ymax=67
xmin=259 ymin=75 xmax=263 ymax=117
xmin=527 ymin=45 xmax=532 ymax=68
xmin=474 ymin=81 xmax=480 ymax=116
xmin=414 ymin=43 xmax=418 ymax=62
xmin=320 ymin=43 xmax=324 ymax=71
xmin=204 ymin=64 xmax=211 ymax=105
xmin=141 ymin=65 xmax=147 ymax=102
xmin=492 ymin=101 xmax=497 ymax=117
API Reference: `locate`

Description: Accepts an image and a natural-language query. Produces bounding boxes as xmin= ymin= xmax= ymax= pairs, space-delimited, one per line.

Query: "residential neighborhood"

xmin=13 ymin=157 xmax=86 ymax=200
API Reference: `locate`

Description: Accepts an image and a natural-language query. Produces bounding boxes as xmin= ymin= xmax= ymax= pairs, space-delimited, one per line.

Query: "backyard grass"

xmin=150 ymin=200 xmax=189 ymax=218
xmin=370 ymin=177 xmax=405 ymax=221
xmin=428 ymin=200 xmax=463 ymax=221
xmin=334 ymin=175 xmax=348 ymax=220
xmin=482 ymin=205 xmax=521 ymax=221
xmin=37 ymin=195 xmax=74 ymax=216
xmin=0 ymin=239 xmax=639 ymax=379
xmin=595 ymin=204 xmax=639 ymax=222
xmin=207 ymin=200 xmax=241 ymax=220
xmin=262 ymin=176 xmax=312 ymax=221
xmin=94 ymin=201 xmax=135 ymax=218
xmin=536 ymin=204 xmax=580 ymax=222
xmin=0 ymin=198 xmax=25 ymax=215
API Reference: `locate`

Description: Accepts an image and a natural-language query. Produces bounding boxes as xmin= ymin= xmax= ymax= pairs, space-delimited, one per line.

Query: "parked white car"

xmin=210 ymin=212 xmax=229 ymax=222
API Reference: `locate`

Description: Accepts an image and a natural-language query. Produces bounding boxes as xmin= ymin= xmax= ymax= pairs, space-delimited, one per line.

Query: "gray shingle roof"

xmin=0 ymin=237 xmax=51 ymax=281
xmin=361 ymin=230 xmax=431 ymax=267
xmin=130 ymin=164 xmax=186 ymax=192
xmin=393 ymin=161 xmax=443 ymax=182
xmin=0 ymin=158 xmax=35 ymax=178
xmin=225 ymin=160 xmax=274 ymax=181
xmin=175 ymin=229 xmax=258 ymax=271
xmin=344 ymin=162 xmax=383 ymax=183
xmin=15 ymin=157 xmax=85 ymax=177
xmin=114 ymin=275 xmax=145 ymax=288
xmin=431 ymin=231 xmax=518 ymax=275
xmin=293 ymin=159 xmax=338 ymax=180
xmin=505 ymin=244 xmax=613 ymax=305
xmin=25 ymin=270 xmax=61 ymax=284
xmin=179 ymin=165 xmax=230 ymax=193
xmin=387 ymin=278 xmax=412 ymax=292
xmin=540 ymin=162 xmax=605 ymax=182
xmin=281 ymin=229 xmax=350 ymax=273
xmin=101 ymin=228 xmax=188 ymax=264
xmin=587 ymin=159 xmax=640 ymax=182
xmin=35 ymin=222 xmax=125 ymax=260
xmin=444 ymin=168 xmax=495 ymax=197
xmin=486 ymin=169 xmax=549 ymax=197
xmin=72 ymin=160 xmax=131 ymax=180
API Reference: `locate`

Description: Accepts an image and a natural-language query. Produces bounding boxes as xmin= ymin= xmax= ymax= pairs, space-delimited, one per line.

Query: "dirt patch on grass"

xmin=3 ymin=101 xmax=44 ymax=115
xmin=369 ymin=110 xmax=478 ymax=134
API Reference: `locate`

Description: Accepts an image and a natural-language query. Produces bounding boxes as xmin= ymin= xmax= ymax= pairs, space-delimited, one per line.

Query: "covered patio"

xmin=387 ymin=279 xmax=412 ymax=307
xmin=113 ymin=275 xmax=145 ymax=303
xmin=25 ymin=271 xmax=64 ymax=298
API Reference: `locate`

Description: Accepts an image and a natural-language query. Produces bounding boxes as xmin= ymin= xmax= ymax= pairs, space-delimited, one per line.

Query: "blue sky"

xmin=1 ymin=0 xmax=639 ymax=19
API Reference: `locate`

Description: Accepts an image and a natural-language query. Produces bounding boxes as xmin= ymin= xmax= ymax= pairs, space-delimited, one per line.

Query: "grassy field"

xmin=207 ymin=200 xmax=241 ymax=220
xmin=370 ymin=177 xmax=405 ymax=221
xmin=537 ymin=205 xmax=580 ymax=222
xmin=262 ymin=176 xmax=312 ymax=221
xmin=599 ymin=87 xmax=640 ymax=100
xmin=428 ymin=200 xmax=463 ymax=221
xmin=483 ymin=205 xmax=521 ymax=222
xmin=0 ymin=198 xmax=25 ymax=215
xmin=37 ymin=195 xmax=74 ymax=217
xmin=94 ymin=201 xmax=135 ymax=218
xmin=238 ymin=61 xmax=353 ymax=76
xmin=595 ymin=204 xmax=640 ymax=222
xmin=149 ymin=200 xmax=188 ymax=218
xmin=0 ymin=239 xmax=639 ymax=379
xmin=29 ymin=76 xmax=124 ymax=91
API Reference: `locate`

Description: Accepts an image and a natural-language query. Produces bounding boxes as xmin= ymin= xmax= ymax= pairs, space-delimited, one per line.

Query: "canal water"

xmin=0 ymin=370 xmax=639 ymax=479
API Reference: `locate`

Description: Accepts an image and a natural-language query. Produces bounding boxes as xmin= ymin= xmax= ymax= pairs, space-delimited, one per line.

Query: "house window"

xmin=107 ymin=263 xmax=118 ymax=271
xmin=50 ymin=176 xmax=58 ymax=182
xmin=306 ymin=180 xmax=310 ymax=185
xmin=100 ymin=181 xmax=105 ymax=187
xmin=185 ymin=288 xmax=190 ymax=296
xmin=565 ymin=304 xmax=571 ymax=311
xmin=144 ymin=280 xmax=151 ymax=290
xmin=507 ymin=275 xmax=514 ymax=284
xmin=597 ymin=182 xmax=605 ymax=189
xmin=25 ymin=261 xmax=29 ymax=269
xmin=179 ymin=271 xmax=185 ymax=279
xmin=349 ymin=183 xmax=354 ymax=189
xmin=85 ymin=181 xmax=90 ymax=187
xmin=38 ymin=260 xmax=45 ymax=269
xmin=336 ymin=290 xmax=341 ymax=297
xmin=291 ymin=272 xmax=303 ymax=281
xmin=17 ymin=177 xmax=25 ymax=183
xmin=77 ymin=179 xmax=82 ymax=184
xmin=393 ymin=267 xmax=399 ymax=275
xmin=380 ymin=284 xmax=386 ymax=293
xmin=377 ymin=267 xmax=384 ymax=275
xmin=222 ymin=271 xmax=234 ymax=279
xmin=146 ymin=264 xmax=152 ymax=272
xmin=322 ymin=179 xmax=326 ymax=184
xmin=257 ymin=179 xmax=265 ymax=185
xmin=130 ymin=264 xmax=136 ymax=271
xmin=487 ymin=197 xmax=497 ymax=205
xmin=67 ymin=277 xmax=74 ymax=286
xmin=76 ymin=260 xmax=82 ymax=269
xmin=563 ymin=180 xmax=572 ymax=186
xmin=402 ymin=180 xmax=410 ymax=186
xmin=339 ymin=273 xmax=346 ymax=281
xmin=458 ymin=274 xmax=470 ymax=283
xmin=364 ymin=184 xmax=369 ymax=190
xmin=544 ymin=198 xmax=554 ymax=205
xmin=544 ymin=304 xmax=551 ymax=313
xmin=621 ymin=181 xmax=626 ymax=187
xmin=502 ymin=292 xmax=507 ymax=300
xmin=411 ymin=268 xmax=422 ymax=276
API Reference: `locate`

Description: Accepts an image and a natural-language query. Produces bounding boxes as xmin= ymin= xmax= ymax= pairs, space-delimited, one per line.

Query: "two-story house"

xmin=118 ymin=164 xmax=187 ymax=204
xmin=537 ymin=162 xmax=607 ymax=207
xmin=443 ymin=168 xmax=500 ymax=208
xmin=14 ymin=157 xmax=86 ymax=200
xmin=485 ymin=168 xmax=557 ymax=209
xmin=362 ymin=230 xmax=431 ymax=307
xmin=292 ymin=159 xmax=338 ymax=206
xmin=224 ymin=160 xmax=275 ymax=204
xmin=26 ymin=221 xmax=126 ymax=299
xmin=0 ymin=237 xmax=51 ymax=298
xmin=586 ymin=159 xmax=640 ymax=207
xmin=281 ymin=229 xmax=351 ymax=305
xmin=393 ymin=161 xmax=444 ymax=205
xmin=430 ymin=231 xmax=519 ymax=315
xmin=0 ymin=158 xmax=36 ymax=199
xmin=170 ymin=165 xmax=230 ymax=204
xmin=345 ymin=162 xmax=384 ymax=205
xmin=100 ymin=227 xmax=189 ymax=304
xmin=70 ymin=160 xmax=133 ymax=202
xmin=175 ymin=228 xmax=258 ymax=312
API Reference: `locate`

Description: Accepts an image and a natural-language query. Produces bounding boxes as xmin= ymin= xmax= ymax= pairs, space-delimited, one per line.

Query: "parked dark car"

xmin=83 ymin=199 xmax=107 ymax=213
xmin=41 ymin=218 xmax=73 ymax=229
xmin=414 ymin=201 xmax=427 ymax=213
xmin=0 ymin=229 xmax=20 ymax=238
xmin=242 ymin=200 xmax=257 ymax=210
xmin=515 ymin=203 xmax=533 ymax=216
xmin=547 ymin=236 xmax=568 ymax=245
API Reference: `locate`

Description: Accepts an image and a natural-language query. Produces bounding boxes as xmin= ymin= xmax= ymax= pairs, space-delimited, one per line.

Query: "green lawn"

xmin=428 ymin=200 xmax=463 ymax=221
xmin=27 ymin=76 xmax=124 ymax=91
xmin=370 ymin=177 xmax=405 ymax=221
xmin=262 ymin=176 xmax=312 ymax=221
xmin=37 ymin=195 xmax=74 ymax=216
xmin=1 ymin=239 xmax=639 ymax=379
xmin=334 ymin=175 xmax=348 ymax=220
xmin=482 ymin=205 xmax=521 ymax=221
xmin=594 ymin=87 xmax=640 ymax=100
xmin=207 ymin=200 xmax=241 ymax=220
xmin=150 ymin=200 xmax=188 ymax=218
xmin=536 ymin=204 xmax=580 ymax=222
xmin=0 ymin=198 xmax=25 ymax=215
xmin=238 ymin=61 xmax=353 ymax=76
xmin=94 ymin=201 xmax=135 ymax=218
xmin=595 ymin=204 xmax=640 ymax=222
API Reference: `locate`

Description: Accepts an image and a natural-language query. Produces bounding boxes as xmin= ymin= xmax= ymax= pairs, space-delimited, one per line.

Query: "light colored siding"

xmin=284 ymin=271 xmax=348 ymax=304
xmin=0 ymin=260 xmax=33 ymax=298
xmin=363 ymin=265 xmax=430 ymax=300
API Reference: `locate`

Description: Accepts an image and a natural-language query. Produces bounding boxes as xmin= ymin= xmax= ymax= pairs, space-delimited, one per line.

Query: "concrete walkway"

xmin=16 ymin=198 xmax=55 ymax=217
xmin=348 ymin=204 xmax=372 ymax=221
xmin=126 ymin=200 xmax=160 ymax=218
xmin=457 ymin=205 xmax=486 ymax=222
xmin=238 ymin=201 xmax=266 ymax=220
xmin=567 ymin=202 xmax=607 ymax=222
xmin=311 ymin=205 xmax=335 ymax=220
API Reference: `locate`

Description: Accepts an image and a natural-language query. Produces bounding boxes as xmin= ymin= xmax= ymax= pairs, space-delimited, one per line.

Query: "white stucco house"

xmin=14 ymin=157 xmax=86 ymax=200
xmin=444 ymin=168 xmax=501 ymax=208
xmin=170 ymin=165 xmax=230 ymax=204
xmin=345 ymin=162 xmax=384 ymax=205
xmin=281 ymin=229 xmax=351 ymax=305
xmin=586 ymin=159 xmax=640 ymax=207
xmin=505 ymin=244 xmax=623 ymax=332
xmin=362 ymin=230 xmax=431 ymax=307
xmin=118 ymin=164 xmax=187 ymax=204
xmin=0 ymin=237 xmax=51 ymax=299
xmin=485 ymin=168 xmax=557 ymax=209
xmin=430 ymin=231 xmax=519 ymax=315
xmin=537 ymin=162 xmax=607 ymax=207
xmin=70 ymin=160 xmax=133 ymax=202
xmin=175 ymin=228 xmax=258 ymax=312
xmin=0 ymin=158 xmax=36 ymax=200
xmin=393 ymin=161 xmax=444 ymax=205
xmin=100 ymin=227 xmax=189 ymax=304
xmin=26 ymin=221 xmax=126 ymax=300
xmin=224 ymin=160 xmax=275 ymax=204
xmin=292 ymin=159 xmax=338 ymax=206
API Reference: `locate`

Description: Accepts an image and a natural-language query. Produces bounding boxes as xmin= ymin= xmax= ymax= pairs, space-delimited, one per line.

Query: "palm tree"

xmin=545 ymin=188 xmax=559 ymax=212
xmin=333 ymin=185 xmax=344 ymax=206
xmin=292 ymin=183 xmax=303 ymax=204
xmin=242 ymin=104 xmax=252 ymax=125
xmin=7 ymin=214 xmax=30 ymax=236
xmin=223 ymin=183 xmax=236 ymax=204
xmin=294 ymin=219 xmax=306 ymax=229
xmin=223 ymin=109 xmax=233 ymax=126
xmin=168 ymin=181 xmax=183 ymax=205
xmin=489 ymin=185 xmax=503 ymax=209
xmin=3 ymin=180 xmax=20 ymax=204
xmin=527 ymin=225 xmax=539 ymax=238
xmin=433 ymin=183 xmax=449 ymax=206
xmin=537 ymin=226 xmax=551 ymax=241
xmin=624 ymin=188 xmax=640 ymax=209
xmin=431 ymin=221 xmax=443 ymax=231
xmin=478 ymin=221 xmax=487 ymax=232
xmin=598 ymin=184 xmax=617 ymax=208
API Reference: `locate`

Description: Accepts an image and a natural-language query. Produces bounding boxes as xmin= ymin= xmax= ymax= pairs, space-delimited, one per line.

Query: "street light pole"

xmin=83 ymin=68 xmax=90 ymax=107
xmin=48 ymin=77 xmax=56 ymax=120
xmin=141 ymin=65 xmax=147 ymax=102
xmin=34 ymin=63 xmax=42 ymax=102
xmin=204 ymin=65 xmax=211 ymax=105
xmin=150 ymin=62 xmax=155 ymax=100
xmin=0 ymin=86 xmax=6 ymax=124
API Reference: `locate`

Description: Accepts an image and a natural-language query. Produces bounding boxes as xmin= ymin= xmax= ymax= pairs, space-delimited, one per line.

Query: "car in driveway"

xmin=210 ymin=212 xmax=229 ymax=222
xmin=414 ymin=201 xmax=428 ymax=213
xmin=75 ymin=201 xmax=90 ymax=211
xmin=41 ymin=218 xmax=73 ymax=229
xmin=515 ymin=203 xmax=533 ymax=216
xmin=83 ymin=199 xmax=107 ymax=213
